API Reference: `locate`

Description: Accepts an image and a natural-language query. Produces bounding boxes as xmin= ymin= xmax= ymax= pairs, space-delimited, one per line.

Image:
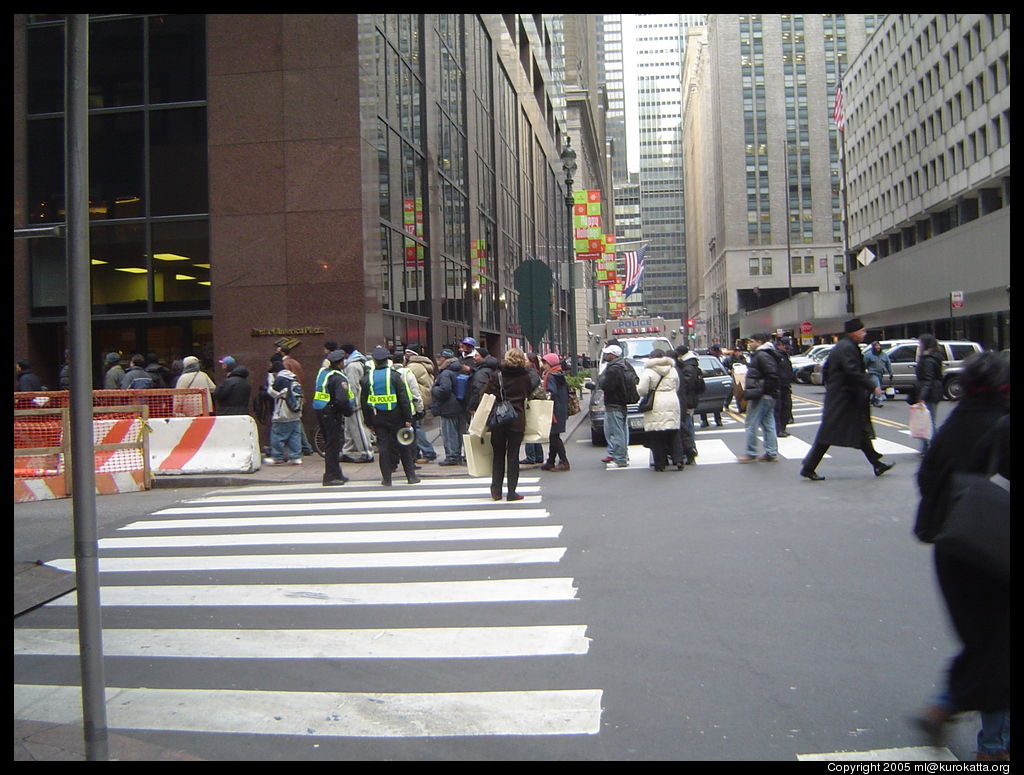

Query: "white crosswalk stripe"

xmin=13 ymin=475 xmax=602 ymax=740
xmin=606 ymin=398 xmax=919 ymax=468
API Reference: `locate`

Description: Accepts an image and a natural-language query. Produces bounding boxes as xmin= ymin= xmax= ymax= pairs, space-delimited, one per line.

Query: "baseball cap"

xmin=327 ymin=349 xmax=347 ymax=364
xmin=602 ymin=344 xmax=622 ymax=357
xmin=371 ymin=345 xmax=390 ymax=362
xmin=105 ymin=352 xmax=121 ymax=364
xmin=219 ymin=355 xmax=236 ymax=367
xmin=461 ymin=337 xmax=477 ymax=347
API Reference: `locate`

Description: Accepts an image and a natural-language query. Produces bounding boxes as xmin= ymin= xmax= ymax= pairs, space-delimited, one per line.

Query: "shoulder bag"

xmin=638 ymin=372 xmax=665 ymax=414
xmin=487 ymin=373 xmax=518 ymax=429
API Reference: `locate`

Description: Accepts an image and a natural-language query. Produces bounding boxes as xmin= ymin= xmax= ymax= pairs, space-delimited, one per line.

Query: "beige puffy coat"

xmin=637 ymin=357 xmax=681 ymax=431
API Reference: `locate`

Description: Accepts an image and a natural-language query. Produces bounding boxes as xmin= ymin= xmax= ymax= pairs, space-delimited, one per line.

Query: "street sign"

xmin=950 ymin=290 xmax=964 ymax=309
xmin=800 ymin=321 xmax=812 ymax=334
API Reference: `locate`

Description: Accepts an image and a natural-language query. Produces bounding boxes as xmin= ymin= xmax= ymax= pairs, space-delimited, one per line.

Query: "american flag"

xmin=833 ymin=83 xmax=845 ymax=132
xmin=622 ymin=244 xmax=648 ymax=297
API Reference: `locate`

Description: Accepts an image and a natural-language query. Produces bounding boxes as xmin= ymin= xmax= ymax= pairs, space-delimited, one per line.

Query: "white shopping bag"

xmin=464 ymin=432 xmax=493 ymax=477
xmin=908 ymin=403 xmax=933 ymax=440
xmin=523 ymin=399 xmax=554 ymax=443
xmin=469 ymin=392 xmax=495 ymax=438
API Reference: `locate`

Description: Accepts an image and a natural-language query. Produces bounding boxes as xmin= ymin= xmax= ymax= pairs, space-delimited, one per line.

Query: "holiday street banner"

xmin=573 ymin=190 xmax=603 ymax=256
xmin=403 ymin=197 xmax=424 ymax=268
xmin=596 ymin=255 xmax=617 ymax=286
xmin=470 ymin=238 xmax=489 ymax=288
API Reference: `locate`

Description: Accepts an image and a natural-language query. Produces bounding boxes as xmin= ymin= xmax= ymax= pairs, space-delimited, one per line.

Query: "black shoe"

xmin=438 ymin=459 xmax=459 ymax=466
xmin=381 ymin=479 xmax=392 ymax=487
xmin=323 ymin=477 xmax=349 ymax=486
xmin=874 ymin=461 xmax=894 ymax=477
xmin=406 ymin=475 xmax=421 ymax=484
xmin=800 ymin=468 xmax=826 ymax=481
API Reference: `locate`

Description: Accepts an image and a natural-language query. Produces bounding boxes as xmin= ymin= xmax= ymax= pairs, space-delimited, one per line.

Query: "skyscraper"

xmin=631 ymin=14 xmax=705 ymax=320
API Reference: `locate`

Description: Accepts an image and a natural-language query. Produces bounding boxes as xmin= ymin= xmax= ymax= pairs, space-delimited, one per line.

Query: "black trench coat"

xmin=813 ymin=335 xmax=877 ymax=448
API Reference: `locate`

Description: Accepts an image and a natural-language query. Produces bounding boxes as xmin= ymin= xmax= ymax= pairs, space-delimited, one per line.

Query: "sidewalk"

xmin=14 ymin=404 xmax=591 ymax=761
xmin=151 ymin=407 xmax=591 ymax=490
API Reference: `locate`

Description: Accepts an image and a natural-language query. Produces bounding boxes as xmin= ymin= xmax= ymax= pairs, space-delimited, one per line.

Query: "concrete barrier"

xmin=149 ymin=416 xmax=262 ymax=475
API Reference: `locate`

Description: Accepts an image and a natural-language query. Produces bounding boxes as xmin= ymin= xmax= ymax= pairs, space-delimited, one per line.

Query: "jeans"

xmin=414 ymin=419 xmax=435 ymax=459
xmin=922 ymin=401 xmax=939 ymax=451
xmin=270 ymin=419 xmax=302 ymax=462
xmin=523 ymin=442 xmax=544 ymax=463
xmin=869 ymin=374 xmax=889 ymax=404
xmin=745 ymin=395 xmax=778 ymax=457
xmin=440 ymin=415 xmax=464 ymax=462
xmin=933 ymin=690 xmax=1010 ymax=756
xmin=604 ymin=407 xmax=630 ymax=464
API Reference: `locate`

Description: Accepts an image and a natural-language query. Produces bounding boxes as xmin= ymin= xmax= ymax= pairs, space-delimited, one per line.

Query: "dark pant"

xmin=546 ymin=431 xmax=567 ymax=465
xmin=648 ymin=429 xmax=678 ymax=470
xmin=802 ymin=439 xmax=882 ymax=472
xmin=490 ymin=426 xmax=524 ymax=496
xmin=374 ymin=421 xmax=416 ymax=483
xmin=775 ymin=386 xmax=793 ymax=433
xmin=318 ymin=408 xmax=346 ymax=482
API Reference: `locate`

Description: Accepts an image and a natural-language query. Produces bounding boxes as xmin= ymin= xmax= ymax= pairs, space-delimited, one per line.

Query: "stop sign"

xmin=800 ymin=321 xmax=812 ymax=334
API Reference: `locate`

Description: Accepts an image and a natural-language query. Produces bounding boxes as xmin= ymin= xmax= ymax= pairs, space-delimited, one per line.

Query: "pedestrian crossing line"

xmin=92 ymin=524 xmax=563 ymax=550
xmin=182 ymin=485 xmax=542 ymax=505
xmin=153 ymin=496 xmax=543 ymax=516
xmin=119 ymin=508 xmax=552 ymax=531
xmin=797 ymin=746 xmax=958 ymax=761
xmin=16 ymin=624 xmax=591 ymax=659
xmin=48 ymin=577 xmax=580 ymax=607
xmin=14 ymin=684 xmax=603 ymax=737
xmin=46 ymin=547 xmax=567 ymax=573
xmin=208 ymin=477 xmax=543 ymax=496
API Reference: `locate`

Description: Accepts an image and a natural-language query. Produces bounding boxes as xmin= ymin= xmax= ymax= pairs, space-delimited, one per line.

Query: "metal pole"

xmin=566 ymin=193 xmax=577 ymax=374
xmin=66 ymin=14 xmax=109 ymax=761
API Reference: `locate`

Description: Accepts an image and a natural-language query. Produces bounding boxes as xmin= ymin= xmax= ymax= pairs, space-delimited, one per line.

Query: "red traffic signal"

xmin=686 ymin=318 xmax=695 ymax=327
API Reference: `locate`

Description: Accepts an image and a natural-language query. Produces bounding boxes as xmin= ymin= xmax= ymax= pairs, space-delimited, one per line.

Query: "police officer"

xmin=314 ymin=350 xmax=355 ymax=486
xmin=361 ymin=346 xmax=419 ymax=486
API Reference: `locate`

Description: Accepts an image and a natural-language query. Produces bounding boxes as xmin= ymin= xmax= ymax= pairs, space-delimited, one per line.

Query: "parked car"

xmin=790 ymin=344 xmax=834 ymax=383
xmin=586 ymin=354 xmax=732 ymax=445
xmin=794 ymin=345 xmax=834 ymax=384
xmin=883 ymin=340 xmax=984 ymax=399
xmin=810 ymin=339 xmax=983 ymax=399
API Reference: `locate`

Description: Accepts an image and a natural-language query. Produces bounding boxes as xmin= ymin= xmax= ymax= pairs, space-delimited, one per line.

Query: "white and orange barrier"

xmin=148 ymin=415 xmax=262 ymax=475
xmin=14 ymin=407 xmax=150 ymax=502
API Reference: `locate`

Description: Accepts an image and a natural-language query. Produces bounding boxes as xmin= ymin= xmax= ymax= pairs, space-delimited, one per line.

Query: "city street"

xmin=14 ymin=386 xmax=978 ymax=761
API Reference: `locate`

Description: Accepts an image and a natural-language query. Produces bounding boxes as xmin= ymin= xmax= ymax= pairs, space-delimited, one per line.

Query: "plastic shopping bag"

xmin=908 ymin=402 xmax=933 ymax=440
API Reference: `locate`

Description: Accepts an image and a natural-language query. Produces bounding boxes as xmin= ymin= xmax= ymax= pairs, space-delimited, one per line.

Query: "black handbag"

xmin=933 ymin=445 xmax=1010 ymax=581
xmin=638 ymin=372 xmax=665 ymax=413
xmin=487 ymin=373 xmax=518 ymax=429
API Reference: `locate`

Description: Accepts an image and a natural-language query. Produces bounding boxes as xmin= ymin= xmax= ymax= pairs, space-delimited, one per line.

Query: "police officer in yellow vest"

xmin=361 ymin=346 xmax=420 ymax=486
xmin=314 ymin=350 xmax=355 ymax=486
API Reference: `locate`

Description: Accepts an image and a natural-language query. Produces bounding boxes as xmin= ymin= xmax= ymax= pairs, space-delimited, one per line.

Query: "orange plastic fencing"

xmin=14 ymin=407 xmax=153 ymax=479
xmin=14 ymin=388 xmax=210 ymax=418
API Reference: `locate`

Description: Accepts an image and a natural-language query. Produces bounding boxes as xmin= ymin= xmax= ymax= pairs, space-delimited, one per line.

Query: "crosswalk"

xmin=13 ymin=477 xmax=602 ymax=741
xmin=602 ymin=397 xmax=921 ymax=469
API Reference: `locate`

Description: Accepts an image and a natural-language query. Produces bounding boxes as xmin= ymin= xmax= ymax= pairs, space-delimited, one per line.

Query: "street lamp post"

xmin=560 ymin=137 xmax=578 ymax=373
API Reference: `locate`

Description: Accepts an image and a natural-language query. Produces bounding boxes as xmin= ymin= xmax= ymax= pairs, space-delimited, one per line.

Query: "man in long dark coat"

xmin=800 ymin=318 xmax=893 ymax=481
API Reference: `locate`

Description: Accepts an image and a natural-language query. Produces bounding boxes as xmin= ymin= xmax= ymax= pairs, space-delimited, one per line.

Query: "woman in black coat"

xmin=912 ymin=333 xmax=945 ymax=452
xmin=540 ymin=353 xmax=570 ymax=471
xmin=912 ymin=352 xmax=1010 ymax=760
xmin=483 ymin=349 xmax=535 ymax=501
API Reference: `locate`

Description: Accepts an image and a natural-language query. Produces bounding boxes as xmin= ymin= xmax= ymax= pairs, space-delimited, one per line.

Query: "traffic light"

xmin=686 ymin=318 xmax=695 ymax=328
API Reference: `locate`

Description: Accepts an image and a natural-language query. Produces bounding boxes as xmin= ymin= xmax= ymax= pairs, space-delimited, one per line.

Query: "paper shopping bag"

xmin=464 ymin=432 xmax=493 ymax=477
xmin=523 ymin=399 xmax=553 ymax=443
xmin=469 ymin=393 xmax=495 ymax=438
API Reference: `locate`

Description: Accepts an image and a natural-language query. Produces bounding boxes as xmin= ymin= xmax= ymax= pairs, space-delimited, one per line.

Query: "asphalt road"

xmin=15 ymin=387 xmax=981 ymax=760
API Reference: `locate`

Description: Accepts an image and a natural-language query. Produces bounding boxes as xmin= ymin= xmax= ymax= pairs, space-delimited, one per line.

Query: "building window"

xmin=24 ymin=14 xmax=210 ymax=318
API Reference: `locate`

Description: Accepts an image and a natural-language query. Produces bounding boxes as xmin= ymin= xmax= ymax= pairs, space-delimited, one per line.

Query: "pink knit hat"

xmin=542 ymin=353 xmax=562 ymax=367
